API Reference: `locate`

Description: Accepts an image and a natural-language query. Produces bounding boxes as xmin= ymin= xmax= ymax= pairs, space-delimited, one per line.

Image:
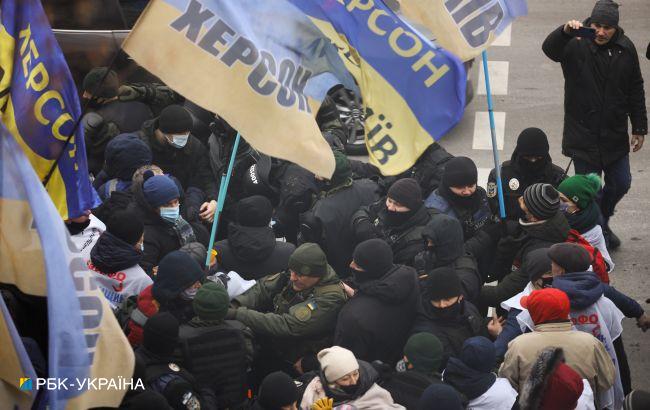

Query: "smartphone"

xmin=572 ymin=27 xmax=596 ymax=39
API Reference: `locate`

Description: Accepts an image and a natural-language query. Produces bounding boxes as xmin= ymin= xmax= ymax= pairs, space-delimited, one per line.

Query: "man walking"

xmin=542 ymin=0 xmax=647 ymax=249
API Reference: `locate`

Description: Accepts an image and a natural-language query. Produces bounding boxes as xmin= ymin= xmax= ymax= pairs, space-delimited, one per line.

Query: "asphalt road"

xmin=438 ymin=0 xmax=650 ymax=390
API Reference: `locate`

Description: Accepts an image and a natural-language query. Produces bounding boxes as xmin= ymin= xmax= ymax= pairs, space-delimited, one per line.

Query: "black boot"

xmin=604 ymin=226 xmax=621 ymax=250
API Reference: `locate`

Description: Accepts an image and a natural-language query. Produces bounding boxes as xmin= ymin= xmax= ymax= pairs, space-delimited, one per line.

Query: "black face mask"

xmin=352 ymin=268 xmax=375 ymax=284
xmin=82 ymin=96 xmax=103 ymax=110
xmin=430 ymin=298 xmax=464 ymax=320
xmin=384 ymin=208 xmax=414 ymax=227
xmin=66 ymin=219 xmax=91 ymax=235
xmin=540 ymin=277 xmax=554 ymax=288
xmin=518 ymin=157 xmax=547 ymax=175
xmin=340 ymin=383 xmax=359 ymax=395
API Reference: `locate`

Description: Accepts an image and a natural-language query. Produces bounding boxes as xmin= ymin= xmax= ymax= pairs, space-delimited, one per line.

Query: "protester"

xmin=299 ymin=346 xmax=404 ymax=409
xmin=488 ymin=128 xmax=567 ymax=220
xmin=66 ymin=211 xmax=106 ymax=260
xmin=334 ymin=239 xmax=420 ymax=365
xmin=253 ymin=371 xmax=299 ymax=410
xmin=542 ymin=0 xmax=648 ymax=249
xmin=417 ymin=383 xmax=464 ymax=410
xmin=351 ymin=178 xmax=434 ymax=266
xmin=214 ymin=195 xmax=295 ymax=280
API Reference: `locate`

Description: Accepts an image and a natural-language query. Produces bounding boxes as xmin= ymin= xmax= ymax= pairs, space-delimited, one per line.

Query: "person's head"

xmin=317 ymin=346 xmax=360 ymax=388
xmin=132 ymin=164 xmax=163 ymax=186
xmin=257 ymin=371 xmax=298 ymax=410
xmin=105 ymin=208 xmax=144 ymax=251
xmin=421 ymin=213 xmax=465 ymax=268
xmin=104 ymin=133 xmax=153 ymax=181
xmin=403 ymin=332 xmax=444 ymax=374
xmin=520 ymin=288 xmax=571 ymax=325
xmin=350 ymin=238 xmax=394 ymax=282
xmin=322 ymin=150 xmax=351 ymax=187
xmin=519 ymin=183 xmax=560 ymax=222
xmin=523 ymin=248 xmax=554 ymax=290
xmin=557 ymin=174 xmax=601 ymax=214
xmin=142 ymin=171 xmax=181 ymax=222
xmin=513 ymin=128 xmax=551 ymax=174
xmin=459 ymin=336 xmax=497 ymax=374
xmin=417 ymin=384 xmax=463 ymax=410
xmin=192 ymin=281 xmax=229 ymax=322
xmin=548 ymin=243 xmax=592 ymax=276
xmin=143 ymin=312 xmax=179 ymax=358
xmin=442 ymin=156 xmax=478 ymax=197
xmin=82 ymin=67 xmax=119 ymax=102
xmin=236 ymin=195 xmax=273 ymax=227
xmin=287 ymin=243 xmax=330 ymax=292
xmin=589 ymin=0 xmax=619 ymax=45
xmin=156 ymin=105 xmax=193 ymax=149
xmin=152 ymin=250 xmax=204 ymax=304
xmin=426 ymin=267 xmax=464 ymax=311
xmin=386 ymin=177 xmax=423 ymax=212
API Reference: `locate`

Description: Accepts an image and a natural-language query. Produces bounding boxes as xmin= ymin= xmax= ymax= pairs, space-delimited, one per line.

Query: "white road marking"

xmin=477 ymin=61 xmax=509 ymax=95
xmin=492 ymin=25 xmax=512 ymax=47
xmin=478 ymin=167 xmax=491 ymax=189
xmin=472 ymin=111 xmax=505 ymax=150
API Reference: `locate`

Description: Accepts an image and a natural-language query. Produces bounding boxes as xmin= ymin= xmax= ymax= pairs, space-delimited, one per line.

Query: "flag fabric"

xmin=398 ymin=0 xmax=528 ymax=61
xmin=289 ymin=0 xmax=467 ymax=175
xmin=0 ymin=123 xmax=134 ymax=410
xmin=0 ymin=0 xmax=99 ymax=219
xmin=123 ymin=0 xmax=358 ymax=178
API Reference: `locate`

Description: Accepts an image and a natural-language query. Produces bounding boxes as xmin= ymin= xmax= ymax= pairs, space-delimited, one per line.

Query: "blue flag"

xmin=0 ymin=0 xmax=99 ymax=219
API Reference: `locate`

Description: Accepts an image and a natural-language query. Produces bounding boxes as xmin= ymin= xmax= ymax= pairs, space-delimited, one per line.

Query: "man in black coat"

xmin=542 ymin=0 xmax=647 ymax=248
xmin=334 ymin=239 xmax=420 ymax=365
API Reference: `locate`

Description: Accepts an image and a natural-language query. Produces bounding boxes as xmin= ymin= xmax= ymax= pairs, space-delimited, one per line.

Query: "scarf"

xmin=565 ymin=201 xmax=600 ymax=234
xmin=171 ymin=215 xmax=196 ymax=246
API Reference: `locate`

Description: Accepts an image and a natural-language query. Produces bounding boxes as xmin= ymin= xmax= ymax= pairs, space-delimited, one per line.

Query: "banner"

xmin=290 ymin=0 xmax=466 ymax=175
xmin=0 ymin=124 xmax=134 ymax=410
xmin=123 ymin=0 xmax=359 ymax=178
xmin=0 ymin=0 xmax=99 ymax=219
xmin=398 ymin=0 xmax=528 ymax=61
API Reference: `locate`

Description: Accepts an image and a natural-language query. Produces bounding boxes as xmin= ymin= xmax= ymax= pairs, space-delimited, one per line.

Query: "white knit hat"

xmin=317 ymin=346 xmax=359 ymax=383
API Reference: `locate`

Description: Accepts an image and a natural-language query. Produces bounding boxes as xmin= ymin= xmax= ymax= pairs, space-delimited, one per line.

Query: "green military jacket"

xmin=233 ymin=267 xmax=346 ymax=361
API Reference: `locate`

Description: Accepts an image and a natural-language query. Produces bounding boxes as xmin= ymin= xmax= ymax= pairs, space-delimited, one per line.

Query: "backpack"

xmin=565 ymin=229 xmax=609 ymax=283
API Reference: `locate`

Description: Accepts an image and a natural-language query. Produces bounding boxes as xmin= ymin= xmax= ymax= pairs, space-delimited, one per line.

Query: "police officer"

xmin=227 ymin=243 xmax=347 ymax=378
xmin=487 ymin=128 xmax=566 ymax=220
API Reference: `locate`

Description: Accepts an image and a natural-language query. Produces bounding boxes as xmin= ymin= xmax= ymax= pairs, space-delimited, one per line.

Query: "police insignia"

xmin=294 ymin=306 xmax=312 ymax=321
xmin=168 ymin=363 xmax=180 ymax=372
xmin=509 ymin=178 xmax=520 ymax=190
xmin=487 ymin=182 xmax=497 ymax=198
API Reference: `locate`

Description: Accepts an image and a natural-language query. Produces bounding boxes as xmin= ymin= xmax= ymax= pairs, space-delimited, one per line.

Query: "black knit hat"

xmin=143 ymin=312 xmax=179 ymax=358
xmin=522 ymin=183 xmax=559 ymax=220
xmin=548 ymin=243 xmax=592 ymax=273
xmin=387 ymin=178 xmax=423 ymax=211
xmin=442 ymin=156 xmax=478 ymax=188
xmin=426 ymin=267 xmax=462 ymax=301
xmin=106 ymin=208 xmax=144 ymax=245
xmin=515 ymin=128 xmax=550 ymax=157
xmin=152 ymin=251 xmax=205 ymax=303
xmin=82 ymin=67 xmax=119 ymax=98
xmin=352 ymin=238 xmax=394 ymax=280
xmin=236 ymin=195 xmax=273 ymax=227
xmin=523 ymin=248 xmax=553 ymax=282
xmin=158 ymin=105 xmax=193 ymax=134
xmin=257 ymin=371 xmax=298 ymax=409
xmin=591 ymin=0 xmax=619 ymax=27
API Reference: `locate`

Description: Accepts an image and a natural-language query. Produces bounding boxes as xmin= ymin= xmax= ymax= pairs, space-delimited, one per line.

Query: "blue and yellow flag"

xmin=0 ymin=124 xmax=134 ymax=410
xmin=398 ymin=0 xmax=528 ymax=61
xmin=0 ymin=0 xmax=99 ymax=219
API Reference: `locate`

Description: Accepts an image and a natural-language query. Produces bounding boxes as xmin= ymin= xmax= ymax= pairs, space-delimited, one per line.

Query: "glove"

xmin=311 ymin=397 xmax=333 ymax=410
xmin=117 ymin=85 xmax=140 ymax=101
xmin=81 ymin=112 xmax=105 ymax=142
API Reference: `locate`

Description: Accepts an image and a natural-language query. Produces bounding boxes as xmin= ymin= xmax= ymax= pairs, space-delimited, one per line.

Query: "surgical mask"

xmin=160 ymin=206 xmax=180 ymax=223
xmin=140 ymin=243 xmax=144 ymax=252
xmin=169 ymin=132 xmax=190 ymax=148
xmin=181 ymin=286 xmax=198 ymax=300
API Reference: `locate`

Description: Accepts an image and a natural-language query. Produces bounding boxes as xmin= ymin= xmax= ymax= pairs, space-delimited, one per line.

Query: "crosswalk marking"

xmin=477 ymin=167 xmax=491 ymax=189
xmin=492 ymin=25 xmax=512 ymax=47
xmin=472 ymin=111 xmax=505 ymax=151
xmin=477 ymin=61 xmax=509 ymax=95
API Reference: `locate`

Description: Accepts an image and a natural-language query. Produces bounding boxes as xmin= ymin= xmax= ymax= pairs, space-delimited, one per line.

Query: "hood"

xmin=357 ymin=265 xmax=418 ymax=304
xmin=552 ymin=271 xmax=604 ymax=310
xmin=444 ymin=357 xmax=496 ymax=400
xmin=90 ymin=231 xmax=142 ymax=273
xmin=227 ymin=223 xmax=276 ymax=262
xmin=423 ymin=214 xmax=465 ymax=266
xmin=522 ymin=212 xmax=570 ymax=243
xmin=104 ymin=133 xmax=152 ymax=180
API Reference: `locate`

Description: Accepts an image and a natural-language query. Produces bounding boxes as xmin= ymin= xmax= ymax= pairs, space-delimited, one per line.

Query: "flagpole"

xmin=481 ymin=50 xmax=507 ymax=219
xmin=205 ymin=132 xmax=241 ymax=267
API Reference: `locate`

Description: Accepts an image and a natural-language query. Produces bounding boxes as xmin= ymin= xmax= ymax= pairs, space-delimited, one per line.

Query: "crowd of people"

xmin=3 ymin=1 xmax=650 ymax=409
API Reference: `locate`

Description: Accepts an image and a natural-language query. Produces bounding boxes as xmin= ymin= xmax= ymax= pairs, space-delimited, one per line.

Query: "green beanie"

xmin=404 ymin=332 xmax=444 ymax=374
xmin=192 ymin=282 xmax=229 ymax=322
xmin=329 ymin=150 xmax=352 ymax=186
xmin=288 ymin=243 xmax=329 ymax=277
xmin=558 ymin=173 xmax=601 ymax=210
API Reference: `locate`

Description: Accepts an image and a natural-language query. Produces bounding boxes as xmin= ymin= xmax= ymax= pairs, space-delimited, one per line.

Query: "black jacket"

xmin=542 ymin=24 xmax=647 ymax=166
xmin=351 ymin=201 xmax=434 ymax=267
xmin=334 ymin=265 xmax=420 ymax=365
xmin=139 ymin=119 xmax=218 ymax=201
xmin=214 ymin=224 xmax=295 ymax=280
xmin=378 ymin=368 xmax=443 ymax=410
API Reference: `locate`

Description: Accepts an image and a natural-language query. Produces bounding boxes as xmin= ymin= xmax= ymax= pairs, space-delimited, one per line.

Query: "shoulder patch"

xmin=294 ymin=306 xmax=312 ymax=322
xmin=264 ymin=273 xmax=282 ymax=282
xmin=486 ymin=182 xmax=497 ymax=198
xmin=509 ymin=178 xmax=520 ymax=191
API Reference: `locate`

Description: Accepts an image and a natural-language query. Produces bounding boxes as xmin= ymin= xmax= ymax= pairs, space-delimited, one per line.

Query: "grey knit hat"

xmin=590 ymin=0 xmax=619 ymax=27
xmin=523 ymin=183 xmax=559 ymax=220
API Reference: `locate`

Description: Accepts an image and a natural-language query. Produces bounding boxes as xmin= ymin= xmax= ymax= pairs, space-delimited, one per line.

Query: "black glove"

xmin=298 ymin=213 xmax=322 ymax=244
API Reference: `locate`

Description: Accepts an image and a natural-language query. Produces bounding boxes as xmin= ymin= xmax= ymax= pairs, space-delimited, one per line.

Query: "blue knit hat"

xmin=143 ymin=172 xmax=179 ymax=208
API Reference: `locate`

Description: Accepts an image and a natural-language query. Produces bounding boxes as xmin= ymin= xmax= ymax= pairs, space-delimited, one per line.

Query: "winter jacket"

xmin=498 ymin=321 xmax=616 ymax=398
xmin=214 ymin=224 xmax=295 ymax=280
xmin=411 ymin=300 xmax=489 ymax=371
xmin=305 ymin=178 xmax=380 ymax=276
xmin=138 ymin=119 xmax=218 ymax=201
xmin=480 ymin=212 xmax=571 ymax=307
xmin=542 ymin=24 xmax=647 ymax=166
xmin=464 ymin=378 xmax=518 ymax=410
xmin=300 ymin=361 xmax=405 ymax=409
xmin=378 ymin=368 xmax=443 ymax=410
xmin=334 ymin=265 xmax=420 ymax=365
xmin=351 ymin=201 xmax=434 ymax=266
xmin=425 ymin=187 xmax=494 ymax=241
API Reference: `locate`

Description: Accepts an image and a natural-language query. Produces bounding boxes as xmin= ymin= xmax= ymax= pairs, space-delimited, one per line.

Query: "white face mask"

xmin=181 ymin=286 xmax=199 ymax=300
xmin=169 ymin=132 xmax=190 ymax=148
xmin=140 ymin=243 xmax=144 ymax=252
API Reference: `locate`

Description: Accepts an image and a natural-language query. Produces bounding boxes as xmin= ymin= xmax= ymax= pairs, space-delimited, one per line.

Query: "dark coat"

xmin=542 ymin=24 xmax=647 ymax=166
xmin=214 ymin=224 xmax=295 ymax=280
xmin=379 ymin=369 xmax=443 ymax=410
xmin=334 ymin=265 xmax=420 ymax=365
xmin=97 ymin=100 xmax=153 ymax=134
xmin=138 ymin=119 xmax=218 ymax=201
